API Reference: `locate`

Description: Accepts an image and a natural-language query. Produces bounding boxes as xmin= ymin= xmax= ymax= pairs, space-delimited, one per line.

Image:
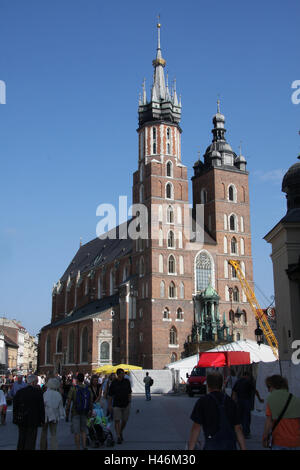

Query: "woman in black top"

xmin=90 ymin=375 xmax=101 ymax=403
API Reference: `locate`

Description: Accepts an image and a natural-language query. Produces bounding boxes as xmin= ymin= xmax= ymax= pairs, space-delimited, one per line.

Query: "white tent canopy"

xmin=165 ymin=339 xmax=277 ymax=383
xmin=207 ymin=339 xmax=278 ymax=363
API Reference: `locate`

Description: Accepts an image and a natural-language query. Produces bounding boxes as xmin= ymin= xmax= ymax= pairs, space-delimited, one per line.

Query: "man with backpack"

xmin=188 ymin=371 xmax=246 ymax=450
xmin=143 ymin=372 xmax=153 ymax=401
xmin=65 ymin=372 xmax=93 ymax=450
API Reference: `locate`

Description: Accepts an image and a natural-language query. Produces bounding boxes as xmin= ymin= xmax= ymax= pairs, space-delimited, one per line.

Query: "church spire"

xmin=152 ymin=19 xmax=166 ymax=102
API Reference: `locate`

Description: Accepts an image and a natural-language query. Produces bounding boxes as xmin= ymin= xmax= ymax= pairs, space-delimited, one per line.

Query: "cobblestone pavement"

xmin=0 ymin=394 xmax=266 ymax=451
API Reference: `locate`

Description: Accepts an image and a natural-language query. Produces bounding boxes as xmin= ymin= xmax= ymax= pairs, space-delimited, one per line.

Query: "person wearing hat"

xmin=13 ymin=374 xmax=45 ymax=450
xmin=40 ymin=378 xmax=65 ymax=450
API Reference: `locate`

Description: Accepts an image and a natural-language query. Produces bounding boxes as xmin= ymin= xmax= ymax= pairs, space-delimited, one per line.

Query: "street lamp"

xmin=255 ymin=320 xmax=264 ymax=346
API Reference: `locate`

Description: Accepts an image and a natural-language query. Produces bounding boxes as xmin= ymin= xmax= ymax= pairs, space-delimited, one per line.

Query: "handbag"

xmin=267 ymin=393 xmax=293 ymax=449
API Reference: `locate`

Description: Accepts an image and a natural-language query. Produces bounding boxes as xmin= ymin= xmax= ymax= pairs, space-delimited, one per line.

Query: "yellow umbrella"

xmin=113 ymin=364 xmax=142 ymax=372
xmin=93 ymin=365 xmax=115 ymax=375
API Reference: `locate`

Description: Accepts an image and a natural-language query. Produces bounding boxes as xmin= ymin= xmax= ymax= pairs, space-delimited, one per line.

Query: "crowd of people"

xmin=0 ymin=368 xmax=135 ymax=450
xmin=0 ymin=367 xmax=299 ymax=451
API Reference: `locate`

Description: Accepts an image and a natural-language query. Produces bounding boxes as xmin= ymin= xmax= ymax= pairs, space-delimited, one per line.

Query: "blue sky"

xmin=0 ymin=0 xmax=299 ymax=336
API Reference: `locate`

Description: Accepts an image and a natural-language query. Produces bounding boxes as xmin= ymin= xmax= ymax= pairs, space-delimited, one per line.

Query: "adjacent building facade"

xmin=0 ymin=318 xmax=38 ymax=374
xmin=264 ymin=155 xmax=300 ymax=360
xmin=38 ymin=24 xmax=256 ymax=374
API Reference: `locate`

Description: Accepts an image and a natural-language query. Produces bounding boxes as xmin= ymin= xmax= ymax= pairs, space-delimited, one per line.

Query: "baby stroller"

xmin=87 ymin=403 xmax=114 ymax=448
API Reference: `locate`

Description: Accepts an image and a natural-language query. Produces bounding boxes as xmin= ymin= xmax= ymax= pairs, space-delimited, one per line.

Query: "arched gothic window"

xmin=195 ymin=252 xmax=212 ymax=292
xmin=168 ymin=255 xmax=175 ymax=274
xmin=68 ymin=329 xmax=75 ymax=363
xmin=233 ymin=287 xmax=239 ymax=302
xmin=163 ymin=307 xmax=170 ymax=319
xmin=46 ymin=334 xmax=51 ymax=364
xmin=167 ymin=205 xmax=174 ymax=223
xmin=56 ymin=330 xmax=62 ymax=353
xmin=81 ymin=327 xmax=88 ymax=363
xmin=166 ymin=183 xmax=173 ymax=199
xmin=177 ymin=308 xmax=183 ymax=320
xmin=166 ymin=160 xmax=173 ymax=176
xmin=152 ymin=127 xmax=157 ymax=154
xmin=169 ymin=282 xmax=176 ymax=298
xmin=229 ymin=215 xmax=237 ymax=231
xmin=168 ymin=231 xmax=175 ymax=248
xmin=231 ymin=237 xmax=237 ymax=254
xmin=170 ymin=327 xmax=177 ymax=345
xmin=100 ymin=341 xmax=110 ymax=362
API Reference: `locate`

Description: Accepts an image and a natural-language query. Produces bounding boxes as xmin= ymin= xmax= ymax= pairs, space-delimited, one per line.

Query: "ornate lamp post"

xmin=255 ymin=320 xmax=264 ymax=345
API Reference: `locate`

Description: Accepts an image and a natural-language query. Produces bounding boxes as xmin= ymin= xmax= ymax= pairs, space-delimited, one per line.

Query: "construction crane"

xmin=228 ymin=259 xmax=279 ymax=360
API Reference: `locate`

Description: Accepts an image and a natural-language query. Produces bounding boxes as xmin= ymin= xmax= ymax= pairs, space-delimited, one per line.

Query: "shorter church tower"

xmin=192 ymin=102 xmax=256 ymax=342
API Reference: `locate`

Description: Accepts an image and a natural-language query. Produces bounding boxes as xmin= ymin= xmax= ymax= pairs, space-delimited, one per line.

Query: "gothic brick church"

xmin=38 ymin=23 xmax=256 ymax=375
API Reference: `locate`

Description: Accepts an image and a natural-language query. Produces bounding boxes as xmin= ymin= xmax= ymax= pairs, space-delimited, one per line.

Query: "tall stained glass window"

xmin=195 ymin=252 xmax=212 ymax=292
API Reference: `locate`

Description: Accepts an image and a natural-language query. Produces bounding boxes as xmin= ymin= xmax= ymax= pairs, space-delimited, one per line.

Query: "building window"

xmin=167 ymin=205 xmax=174 ymax=223
xmin=139 ymin=333 xmax=143 ymax=343
xmin=195 ymin=251 xmax=212 ymax=292
xmin=97 ymin=276 xmax=102 ymax=299
xmin=166 ymin=160 xmax=173 ymax=176
xmin=242 ymin=310 xmax=247 ymax=323
xmin=231 ymin=237 xmax=237 ymax=254
xmin=169 ymin=282 xmax=176 ymax=298
xmin=170 ymin=327 xmax=177 ymax=345
xmin=56 ymin=331 xmax=62 ymax=353
xmin=231 ymin=265 xmax=237 ymax=279
xmin=100 ymin=341 xmax=110 ymax=362
xmin=160 ymin=281 xmax=165 ymax=298
xmin=233 ymin=287 xmax=239 ymax=302
xmin=168 ymin=230 xmax=175 ymax=248
xmin=81 ymin=327 xmax=88 ymax=363
xmin=229 ymin=214 xmax=237 ymax=231
xmin=228 ymin=185 xmax=237 ymax=202
xmin=45 ymin=334 xmax=51 ymax=364
xmin=110 ymin=269 xmax=115 ymax=295
xmin=166 ymin=183 xmax=173 ymax=199
xmin=163 ymin=307 xmax=170 ymax=319
xmin=168 ymin=255 xmax=176 ymax=274
xmin=229 ymin=310 xmax=235 ymax=323
xmin=68 ymin=329 xmax=75 ymax=363
xmin=176 ymin=308 xmax=183 ymax=320
xmin=166 ymin=128 xmax=171 ymax=155
xmin=153 ymin=127 xmax=157 ymax=154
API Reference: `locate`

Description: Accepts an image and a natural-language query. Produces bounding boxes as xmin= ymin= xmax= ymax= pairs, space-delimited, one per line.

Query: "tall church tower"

xmin=192 ymin=103 xmax=256 ymax=341
xmin=132 ymin=22 xmax=194 ymax=369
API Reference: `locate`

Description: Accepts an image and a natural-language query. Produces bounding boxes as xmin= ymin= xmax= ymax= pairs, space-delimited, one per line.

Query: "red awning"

xmin=197 ymin=351 xmax=250 ymax=368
